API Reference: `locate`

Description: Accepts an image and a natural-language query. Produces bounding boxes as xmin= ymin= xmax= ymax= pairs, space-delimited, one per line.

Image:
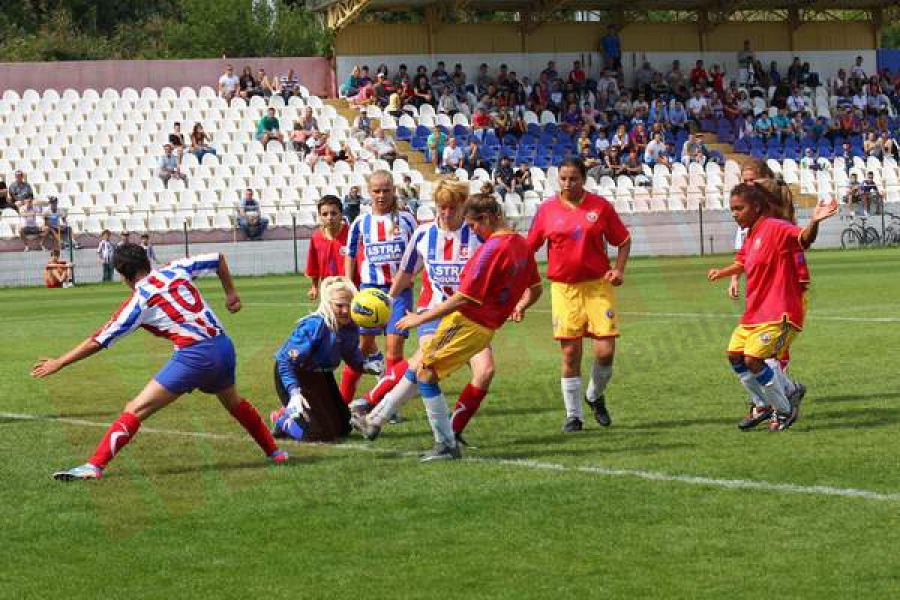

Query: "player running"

xmin=349 ymin=180 xmax=492 ymax=445
xmin=270 ymin=276 xmax=380 ymax=442
xmin=353 ymin=192 xmax=543 ymax=461
xmin=526 ymin=158 xmax=631 ymax=432
xmin=708 ymin=183 xmax=837 ymax=431
xmin=32 ymin=244 xmax=287 ymax=481
xmin=306 ymin=195 xmax=355 ymax=300
xmin=340 ymin=170 xmax=418 ymax=403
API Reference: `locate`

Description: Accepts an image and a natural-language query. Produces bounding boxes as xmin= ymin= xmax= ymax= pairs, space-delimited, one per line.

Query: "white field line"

xmin=249 ymin=302 xmax=900 ymax=324
xmin=4 ymin=411 xmax=899 ymax=503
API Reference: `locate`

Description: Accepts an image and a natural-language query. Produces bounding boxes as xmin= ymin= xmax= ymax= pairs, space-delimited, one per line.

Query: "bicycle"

xmin=882 ymin=212 xmax=900 ymax=247
xmin=840 ymin=216 xmax=881 ymax=249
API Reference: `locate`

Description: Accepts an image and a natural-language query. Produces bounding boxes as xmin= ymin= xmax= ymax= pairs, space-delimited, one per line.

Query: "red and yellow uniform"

xmin=421 ymin=232 xmax=541 ymax=379
xmin=306 ymin=223 xmax=351 ymax=279
xmin=526 ymin=193 xmax=630 ymax=340
xmin=729 ymin=217 xmax=808 ymax=359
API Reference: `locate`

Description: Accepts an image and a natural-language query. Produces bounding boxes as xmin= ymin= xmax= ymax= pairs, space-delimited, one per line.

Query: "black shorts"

xmin=21 ymin=226 xmax=42 ymax=235
xmin=273 ymin=364 xmax=350 ymax=442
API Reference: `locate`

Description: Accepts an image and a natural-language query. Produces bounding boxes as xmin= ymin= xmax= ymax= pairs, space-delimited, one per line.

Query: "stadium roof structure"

xmin=307 ymin=0 xmax=898 ymax=31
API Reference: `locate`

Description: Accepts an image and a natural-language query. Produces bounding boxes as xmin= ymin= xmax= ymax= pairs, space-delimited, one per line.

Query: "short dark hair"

xmin=113 ymin=243 xmax=151 ymax=281
xmin=317 ymin=194 xmax=343 ymax=213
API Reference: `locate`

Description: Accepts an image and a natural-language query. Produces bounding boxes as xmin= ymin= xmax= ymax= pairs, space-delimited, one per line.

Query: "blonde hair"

xmin=433 ymin=179 xmax=469 ymax=207
xmin=302 ymin=276 xmax=358 ymax=331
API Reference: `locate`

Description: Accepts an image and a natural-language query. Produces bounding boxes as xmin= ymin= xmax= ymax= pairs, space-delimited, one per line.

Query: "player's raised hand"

xmin=604 ymin=268 xmax=624 ymax=286
xmin=225 ymin=292 xmax=242 ymax=313
xmin=31 ymin=358 xmax=62 ymax=378
xmin=813 ymin=198 xmax=838 ymax=222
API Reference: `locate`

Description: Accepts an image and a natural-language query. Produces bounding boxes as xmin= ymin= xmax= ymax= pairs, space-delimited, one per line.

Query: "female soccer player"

xmin=306 ymin=195 xmax=353 ymax=300
xmin=32 ymin=244 xmax=287 ymax=481
xmin=708 ymin=184 xmax=837 ymax=431
xmin=349 ymin=179 xmax=493 ymax=444
xmin=526 ymin=158 xmax=631 ymax=432
xmin=354 ymin=193 xmax=543 ymax=461
xmin=341 ymin=170 xmax=418 ymax=402
xmin=270 ymin=277 xmax=378 ymax=442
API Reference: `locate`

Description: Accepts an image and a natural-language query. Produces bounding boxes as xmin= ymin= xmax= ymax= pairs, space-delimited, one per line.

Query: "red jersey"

xmin=527 ymin=193 xmax=630 ymax=284
xmin=306 ymin=224 xmax=349 ymax=280
xmin=736 ymin=217 xmax=808 ymax=328
xmin=458 ymin=232 xmax=541 ymax=330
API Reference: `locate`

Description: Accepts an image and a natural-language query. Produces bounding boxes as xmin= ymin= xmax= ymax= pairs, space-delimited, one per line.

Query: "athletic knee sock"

xmin=754 ymin=366 xmax=791 ymax=414
xmin=88 ymin=412 xmax=142 ymax=470
xmin=420 ymin=382 xmax=455 ymax=447
xmin=386 ymin=357 xmax=402 ymax=371
xmin=339 ymin=365 xmax=363 ymax=404
xmin=451 ymin=384 xmax=488 ymax=434
xmin=230 ymin=399 xmax=278 ymax=456
xmin=766 ymin=358 xmax=796 ymax=397
xmin=369 ymin=370 xmax=419 ymax=427
xmin=732 ymin=362 xmax=767 ymax=408
xmin=364 ymin=359 xmax=408 ymax=407
xmin=585 ymin=363 xmax=613 ymax=401
xmin=561 ymin=377 xmax=583 ymax=419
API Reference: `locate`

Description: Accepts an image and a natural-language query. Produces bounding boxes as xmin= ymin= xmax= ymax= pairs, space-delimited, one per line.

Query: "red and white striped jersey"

xmin=347 ymin=211 xmax=417 ymax=286
xmin=92 ymin=254 xmax=226 ymax=350
xmin=401 ymin=221 xmax=481 ymax=309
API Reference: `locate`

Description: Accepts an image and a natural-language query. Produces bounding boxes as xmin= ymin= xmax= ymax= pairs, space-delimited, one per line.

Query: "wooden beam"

xmin=325 ymin=0 xmax=372 ymax=31
xmin=520 ymin=0 xmax=571 ymax=35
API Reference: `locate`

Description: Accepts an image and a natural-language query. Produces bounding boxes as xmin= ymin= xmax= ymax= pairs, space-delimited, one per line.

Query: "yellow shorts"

xmin=727 ymin=320 xmax=799 ymax=360
xmin=420 ymin=311 xmax=495 ymax=380
xmin=551 ymin=279 xmax=619 ymax=340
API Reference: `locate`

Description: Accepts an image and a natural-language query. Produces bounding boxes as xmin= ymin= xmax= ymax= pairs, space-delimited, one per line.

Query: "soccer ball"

xmin=351 ymin=289 xmax=393 ymax=329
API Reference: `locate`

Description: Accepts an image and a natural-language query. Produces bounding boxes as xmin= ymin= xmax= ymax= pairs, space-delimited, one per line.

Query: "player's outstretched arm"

xmin=800 ymin=198 xmax=838 ymax=247
xmin=708 ymin=262 xmax=744 ymax=282
xmin=396 ymin=293 xmax=471 ymax=331
xmin=31 ymin=338 xmax=103 ymax=378
xmin=509 ymin=283 xmax=543 ymax=322
xmin=216 ymin=253 xmax=241 ymax=313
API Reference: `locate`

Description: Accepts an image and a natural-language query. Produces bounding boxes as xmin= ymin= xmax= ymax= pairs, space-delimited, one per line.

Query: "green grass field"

xmin=3 ymin=249 xmax=900 ymax=599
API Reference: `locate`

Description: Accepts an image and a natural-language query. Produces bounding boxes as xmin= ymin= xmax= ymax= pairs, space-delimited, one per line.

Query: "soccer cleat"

xmin=53 ymin=463 xmax=102 ymax=481
xmin=788 ymin=383 xmax=806 ymax=411
xmin=352 ymin=413 xmax=382 ymax=441
xmin=268 ymin=449 xmax=289 ymax=464
xmin=349 ymin=398 xmax=370 ymax=420
xmin=586 ymin=395 xmax=612 ymax=426
xmin=561 ymin=416 xmax=583 ymax=433
xmin=768 ymin=411 xmax=796 ymax=432
xmin=387 ymin=411 xmax=404 ymax=425
xmin=738 ymin=406 xmax=773 ymax=430
xmin=420 ymin=442 xmax=462 ymax=462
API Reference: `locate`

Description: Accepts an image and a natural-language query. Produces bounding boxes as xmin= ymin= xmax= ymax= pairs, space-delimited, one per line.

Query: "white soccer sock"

xmin=755 ymin=366 xmax=791 ymax=414
xmin=739 ymin=373 xmax=768 ymax=408
xmin=766 ymin=358 xmax=796 ymax=397
xmin=370 ymin=377 xmax=418 ymax=427
xmin=422 ymin=394 xmax=455 ymax=447
xmin=561 ymin=377 xmax=583 ymax=419
xmin=586 ymin=363 xmax=613 ymax=401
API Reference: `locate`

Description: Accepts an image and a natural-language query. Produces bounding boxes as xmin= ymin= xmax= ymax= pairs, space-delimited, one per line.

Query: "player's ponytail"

xmin=463 ymin=192 xmax=506 ymax=229
xmin=302 ymin=276 xmax=359 ymax=332
xmin=730 ymin=183 xmax=780 ymax=217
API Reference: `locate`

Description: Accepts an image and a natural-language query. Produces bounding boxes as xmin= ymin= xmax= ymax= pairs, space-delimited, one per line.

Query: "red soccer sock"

xmin=340 ymin=365 xmax=363 ymax=404
xmin=89 ymin=412 xmax=142 ymax=470
xmin=230 ymin=399 xmax=278 ymax=456
xmin=364 ymin=359 xmax=408 ymax=407
xmin=451 ymin=384 xmax=488 ymax=434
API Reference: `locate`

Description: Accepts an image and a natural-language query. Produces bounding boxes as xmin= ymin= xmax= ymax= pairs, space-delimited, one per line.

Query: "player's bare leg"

xmin=216 ymin=385 xmax=286 ymax=462
xmin=585 ymin=337 xmax=615 ymax=426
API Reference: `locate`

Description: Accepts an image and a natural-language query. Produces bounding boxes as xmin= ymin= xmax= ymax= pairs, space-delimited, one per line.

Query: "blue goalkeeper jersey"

xmin=274 ymin=314 xmax=365 ymax=395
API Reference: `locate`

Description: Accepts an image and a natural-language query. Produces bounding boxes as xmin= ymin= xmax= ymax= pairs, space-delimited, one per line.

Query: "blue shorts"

xmin=359 ymin=284 xmax=414 ymax=338
xmin=417 ymin=313 xmax=442 ymax=338
xmin=154 ymin=335 xmax=236 ymax=394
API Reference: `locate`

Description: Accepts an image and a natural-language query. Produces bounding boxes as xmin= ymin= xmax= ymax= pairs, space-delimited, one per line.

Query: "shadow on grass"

xmin=803 ymin=407 xmax=900 ymax=431
xmin=813 ymin=391 xmax=900 ymax=404
xmin=143 ymin=456 xmax=322 ymax=477
xmin=481 ymin=405 xmax=559 ymax=417
xmin=619 ymin=415 xmax=740 ymax=430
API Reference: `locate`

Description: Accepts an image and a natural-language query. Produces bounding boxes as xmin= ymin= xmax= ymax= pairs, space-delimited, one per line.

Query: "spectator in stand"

xmin=293 ymin=107 xmax=319 ymax=151
xmin=568 ymin=60 xmax=587 ymax=93
xmin=372 ymin=73 xmax=392 ymax=107
xmin=475 ymin=63 xmax=493 ymax=96
xmin=431 ymin=61 xmax=450 ymax=92
xmin=397 ymin=174 xmax=420 ymax=215
xmin=787 ymin=58 xmax=804 ymax=86
xmin=882 ymin=131 xmax=898 ymax=160
xmin=140 ymin=233 xmax=158 ymax=265
xmin=238 ymin=189 xmax=268 ymax=241
xmin=493 ymin=156 xmax=515 ymax=197
xmin=157 ymin=144 xmax=188 ymax=187
xmin=850 ymin=56 xmax=867 ymax=87
xmin=368 ymin=128 xmax=405 ymax=166
xmin=514 ymin=162 xmax=533 ymax=193
xmin=218 ymin=64 xmax=240 ymax=102
xmin=98 ymin=229 xmax=114 ymax=282
xmin=768 ymin=61 xmax=782 ymax=86
xmin=441 ymin=137 xmax=465 ymax=173
xmin=410 ymin=75 xmax=433 ymax=108
xmin=43 ymin=196 xmax=70 ymax=251
xmin=861 ymin=171 xmax=882 ymax=215
xmin=687 ymin=89 xmax=707 ymax=122
xmin=343 ymin=185 xmax=363 ymax=224
xmin=279 ymin=69 xmax=301 ymax=102
xmin=771 ymin=108 xmax=791 ymax=142
xmin=787 ymin=87 xmax=807 ymax=114
xmin=239 ymin=66 xmax=257 ymax=100
xmin=844 ymin=173 xmax=865 ymax=215
xmin=690 ymin=60 xmax=709 ymax=90
xmin=630 ymin=123 xmax=648 ymax=155
xmin=601 ymin=25 xmax=622 ymax=72
xmin=437 ymin=86 xmax=460 ymax=116
xmin=596 ymin=70 xmax=619 ymax=108
xmin=839 ymin=106 xmax=859 ymax=136
xmin=851 ymin=88 xmax=868 ymax=113
xmin=800 ymin=148 xmax=824 ymax=171
xmin=169 ymin=122 xmax=186 ymax=159
xmin=341 ymin=66 xmax=362 ymax=98
xmin=623 ymin=149 xmax=643 ymax=177
xmin=392 ymin=64 xmax=410 ymax=89
xmin=427 ymin=125 xmax=447 ymax=174
xmin=256 ymin=107 xmax=284 ymax=146
xmin=633 ymin=60 xmax=655 ymax=99
xmin=464 ymin=139 xmax=487 ymax=175
xmin=350 ymin=80 xmax=376 ymax=108
xmin=666 ymin=60 xmax=686 ymax=95
xmin=43 ymin=249 xmax=73 ymax=288
xmin=9 ymin=170 xmax=34 ymax=206
xmin=644 ymin=133 xmax=668 ymax=167
xmin=864 ymin=131 xmax=884 ymax=158
xmin=559 ymin=103 xmax=582 ymax=136
xmin=190 ymin=123 xmax=217 ymax=162
xmin=681 ymin=134 xmax=701 ymax=165
xmin=737 ymin=40 xmax=755 ymax=85
xmin=710 ymin=65 xmax=726 ymax=96
xmin=386 ymin=88 xmax=402 ymax=117
xmin=528 ymin=81 xmax=549 ymax=114
xmin=19 ymin=197 xmax=44 ymax=251
xmin=606 ymin=146 xmax=624 ymax=177
xmin=611 ymin=124 xmax=630 ymax=152
xmin=594 ymin=129 xmax=611 ymax=155
xmin=0 ymin=178 xmax=10 ymax=212
xmin=669 ymin=100 xmax=688 ymax=134
xmin=723 ymin=91 xmax=741 ymax=121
